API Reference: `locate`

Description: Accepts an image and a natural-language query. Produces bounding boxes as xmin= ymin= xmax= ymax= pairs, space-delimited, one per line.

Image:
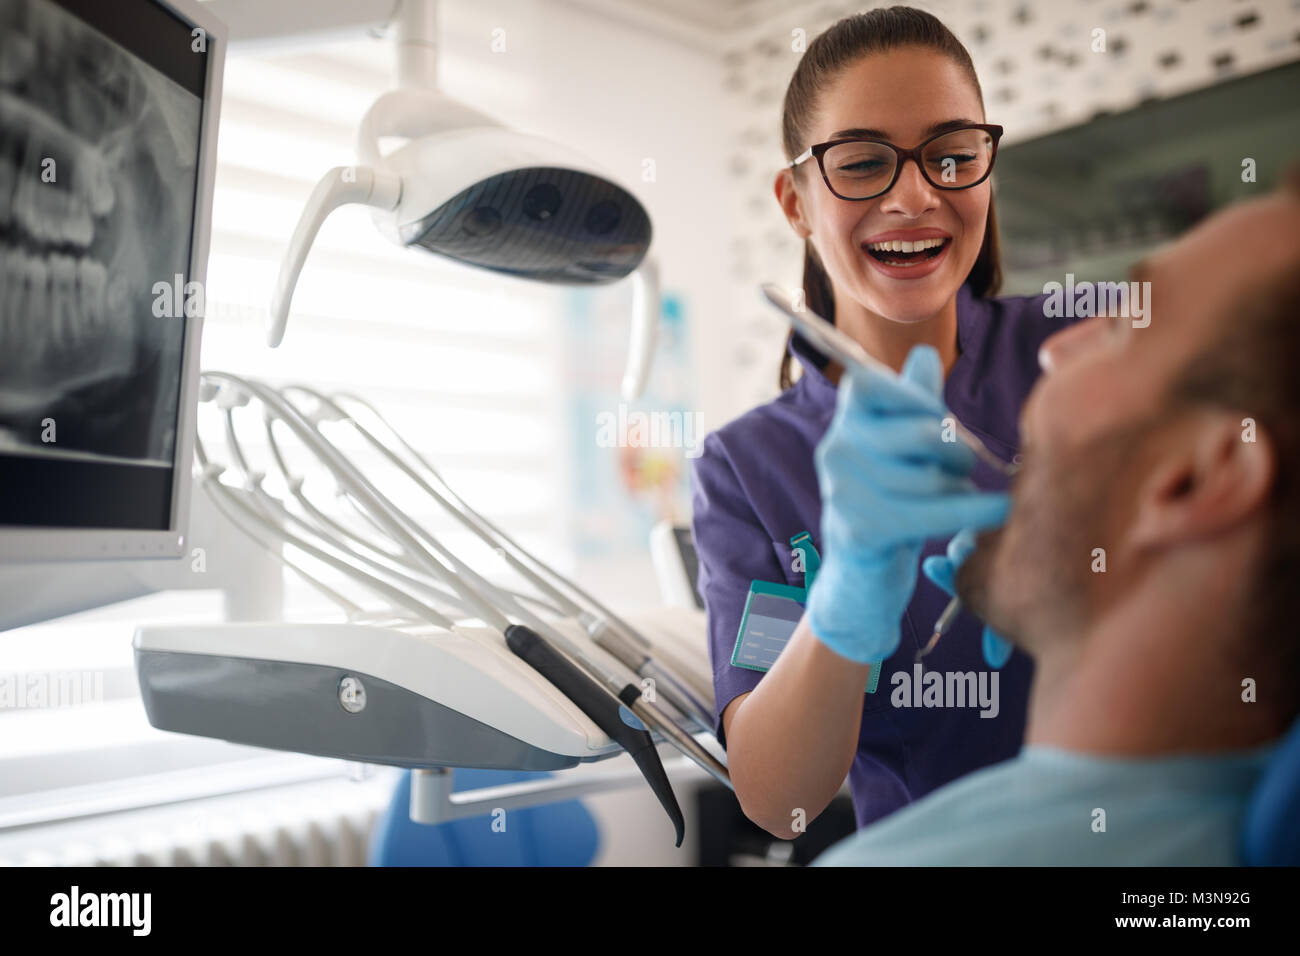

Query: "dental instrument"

xmin=233 ymin=384 xmax=706 ymax=735
xmin=232 ymin=373 xmax=719 ymax=742
xmin=917 ymin=597 xmax=961 ymax=661
xmin=761 ymin=282 xmax=1021 ymax=661
xmin=136 ymin=372 xmax=729 ymax=843
xmin=315 ymin=388 xmax=717 ymax=732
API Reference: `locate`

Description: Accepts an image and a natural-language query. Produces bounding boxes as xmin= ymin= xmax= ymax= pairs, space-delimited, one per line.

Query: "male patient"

xmin=815 ymin=171 xmax=1300 ymax=865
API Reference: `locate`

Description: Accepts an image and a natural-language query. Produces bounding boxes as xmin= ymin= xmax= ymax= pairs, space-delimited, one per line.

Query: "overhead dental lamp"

xmin=268 ymin=0 xmax=660 ymax=399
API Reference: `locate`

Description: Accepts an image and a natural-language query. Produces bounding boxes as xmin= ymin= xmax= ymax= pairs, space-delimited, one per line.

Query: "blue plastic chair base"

xmin=368 ymin=768 xmax=600 ymax=867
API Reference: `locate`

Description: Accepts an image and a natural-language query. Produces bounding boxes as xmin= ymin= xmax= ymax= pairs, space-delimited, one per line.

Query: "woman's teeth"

xmin=865 ymin=237 xmax=947 ymax=253
xmin=865 ymin=236 xmax=948 ymax=266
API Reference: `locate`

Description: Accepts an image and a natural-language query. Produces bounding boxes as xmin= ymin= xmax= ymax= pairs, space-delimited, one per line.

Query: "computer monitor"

xmin=0 ymin=0 xmax=224 ymax=622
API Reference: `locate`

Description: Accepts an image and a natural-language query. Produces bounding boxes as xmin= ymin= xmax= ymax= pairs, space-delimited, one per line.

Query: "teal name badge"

xmin=731 ymin=580 xmax=808 ymax=672
xmin=730 ymin=532 xmax=881 ymax=693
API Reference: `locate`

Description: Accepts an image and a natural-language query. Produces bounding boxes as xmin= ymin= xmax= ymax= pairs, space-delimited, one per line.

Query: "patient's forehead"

xmin=1139 ymin=194 xmax=1300 ymax=348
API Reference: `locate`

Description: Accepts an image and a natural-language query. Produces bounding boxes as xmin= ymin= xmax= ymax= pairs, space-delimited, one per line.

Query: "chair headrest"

xmin=1241 ymin=714 xmax=1300 ymax=865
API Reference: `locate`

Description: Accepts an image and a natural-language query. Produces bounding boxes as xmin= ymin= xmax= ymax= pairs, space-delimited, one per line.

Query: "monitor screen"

xmin=0 ymin=0 xmax=208 ymax=531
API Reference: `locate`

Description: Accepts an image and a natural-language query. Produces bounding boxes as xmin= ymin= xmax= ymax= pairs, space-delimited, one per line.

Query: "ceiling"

xmin=558 ymin=0 xmax=837 ymax=50
xmin=202 ymin=0 xmax=841 ymax=55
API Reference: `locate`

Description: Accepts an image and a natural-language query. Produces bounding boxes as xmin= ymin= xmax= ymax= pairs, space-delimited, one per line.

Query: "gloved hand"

xmin=922 ymin=528 xmax=1013 ymax=668
xmin=805 ymin=345 xmax=1010 ymax=665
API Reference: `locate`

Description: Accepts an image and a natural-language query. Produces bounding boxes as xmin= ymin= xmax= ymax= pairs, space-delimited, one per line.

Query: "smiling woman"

xmin=775 ymin=16 xmax=1006 ymax=386
xmin=689 ymin=5 xmax=1090 ymax=841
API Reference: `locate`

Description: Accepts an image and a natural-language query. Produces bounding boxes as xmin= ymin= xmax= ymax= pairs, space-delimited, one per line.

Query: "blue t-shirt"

xmin=690 ymin=283 xmax=1071 ymax=828
xmin=812 ymin=744 xmax=1277 ymax=865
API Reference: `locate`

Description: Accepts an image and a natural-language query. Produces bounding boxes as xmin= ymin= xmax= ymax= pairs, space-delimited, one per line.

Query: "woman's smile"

xmin=861 ymin=227 xmax=954 ymax=280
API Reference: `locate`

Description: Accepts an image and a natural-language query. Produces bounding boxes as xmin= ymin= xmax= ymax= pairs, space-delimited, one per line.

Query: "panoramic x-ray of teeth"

xmin=0 ymin=0 xmax=201 ymax=463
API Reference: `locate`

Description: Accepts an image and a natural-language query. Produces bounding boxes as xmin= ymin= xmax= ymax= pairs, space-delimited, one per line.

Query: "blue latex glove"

xmin=805 ymin=345 xmax=1010 ymax=664
xmin=921 ymin=528 xmax=1014 ymax=668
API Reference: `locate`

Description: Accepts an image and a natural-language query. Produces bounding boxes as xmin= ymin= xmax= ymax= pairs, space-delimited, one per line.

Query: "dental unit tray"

xmin=134 ymin=611 xmax=705 ymax=771
xmin=134 ymin=373 xmax=725 ymax=844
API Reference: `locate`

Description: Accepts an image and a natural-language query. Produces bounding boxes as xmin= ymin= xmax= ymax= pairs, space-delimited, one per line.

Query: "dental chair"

xmin=1240 ymin=715 xmax=1300 ymax=866
xmin=367 ymin=768 xmax=600 ymax=867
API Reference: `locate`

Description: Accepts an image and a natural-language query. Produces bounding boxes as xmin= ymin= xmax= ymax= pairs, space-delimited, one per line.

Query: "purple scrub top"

xmin=690 ymin=283 xmax=1071 ymax=829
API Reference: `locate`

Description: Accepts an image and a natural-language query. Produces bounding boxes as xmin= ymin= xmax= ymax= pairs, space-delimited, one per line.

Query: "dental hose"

xmin=201 ymin=374 xmax=729 ymax=836
xmin=318 ymin=388 xmax=717 ymax=732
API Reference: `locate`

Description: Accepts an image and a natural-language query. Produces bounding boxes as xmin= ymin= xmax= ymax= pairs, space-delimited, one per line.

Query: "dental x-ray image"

xmin=0 ymin=0 xmax=201 ymax=465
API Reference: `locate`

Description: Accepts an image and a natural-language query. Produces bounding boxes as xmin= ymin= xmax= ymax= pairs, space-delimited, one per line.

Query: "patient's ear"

xmin=1129 ymin=412 xmax=1275 ymax=548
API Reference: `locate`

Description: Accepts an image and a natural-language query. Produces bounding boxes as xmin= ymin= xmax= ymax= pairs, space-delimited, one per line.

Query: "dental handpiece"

xmin=917 ymin=596 xmax=961 ymax=661
xmin=918 ymin=455 xmax=1021 ymax=662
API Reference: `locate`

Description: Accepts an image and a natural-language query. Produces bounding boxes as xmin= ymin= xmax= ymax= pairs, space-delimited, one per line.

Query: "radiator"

xmin=0 ymin=773 xmax=398 ymax=867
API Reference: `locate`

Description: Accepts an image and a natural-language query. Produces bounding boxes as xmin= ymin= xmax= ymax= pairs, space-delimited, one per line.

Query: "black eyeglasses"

xmin=788 ymin=124 xmax=1004 ymax=201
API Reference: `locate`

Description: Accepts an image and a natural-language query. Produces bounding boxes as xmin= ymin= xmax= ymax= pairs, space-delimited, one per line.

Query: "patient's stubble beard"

xmin=956 ymin=422 xmax=1152 ymax=655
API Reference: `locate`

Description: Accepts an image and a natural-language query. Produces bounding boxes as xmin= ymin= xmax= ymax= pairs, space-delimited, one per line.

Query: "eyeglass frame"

xmin=787 ymin=123 xmax=1005 ymax=201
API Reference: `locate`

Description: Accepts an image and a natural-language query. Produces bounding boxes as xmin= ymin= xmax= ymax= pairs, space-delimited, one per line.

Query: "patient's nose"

xmin=1038 ymin=316 xmax=1107 ymax=373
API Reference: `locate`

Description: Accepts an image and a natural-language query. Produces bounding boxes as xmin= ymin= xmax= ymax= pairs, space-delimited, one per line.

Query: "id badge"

xmin=731 ymin=579 xmax=882 ymax=693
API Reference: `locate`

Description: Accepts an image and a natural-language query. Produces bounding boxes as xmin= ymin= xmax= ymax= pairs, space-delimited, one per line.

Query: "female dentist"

xmin=690 ymin=6 xmax=1076 ymax=838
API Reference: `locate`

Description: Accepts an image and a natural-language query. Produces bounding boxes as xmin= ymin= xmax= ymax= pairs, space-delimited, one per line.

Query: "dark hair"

xmin=1171 ymin=166 xmax=1300 ymax=711
xmin=778 ymin=6 xmax=1002 ymax=389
